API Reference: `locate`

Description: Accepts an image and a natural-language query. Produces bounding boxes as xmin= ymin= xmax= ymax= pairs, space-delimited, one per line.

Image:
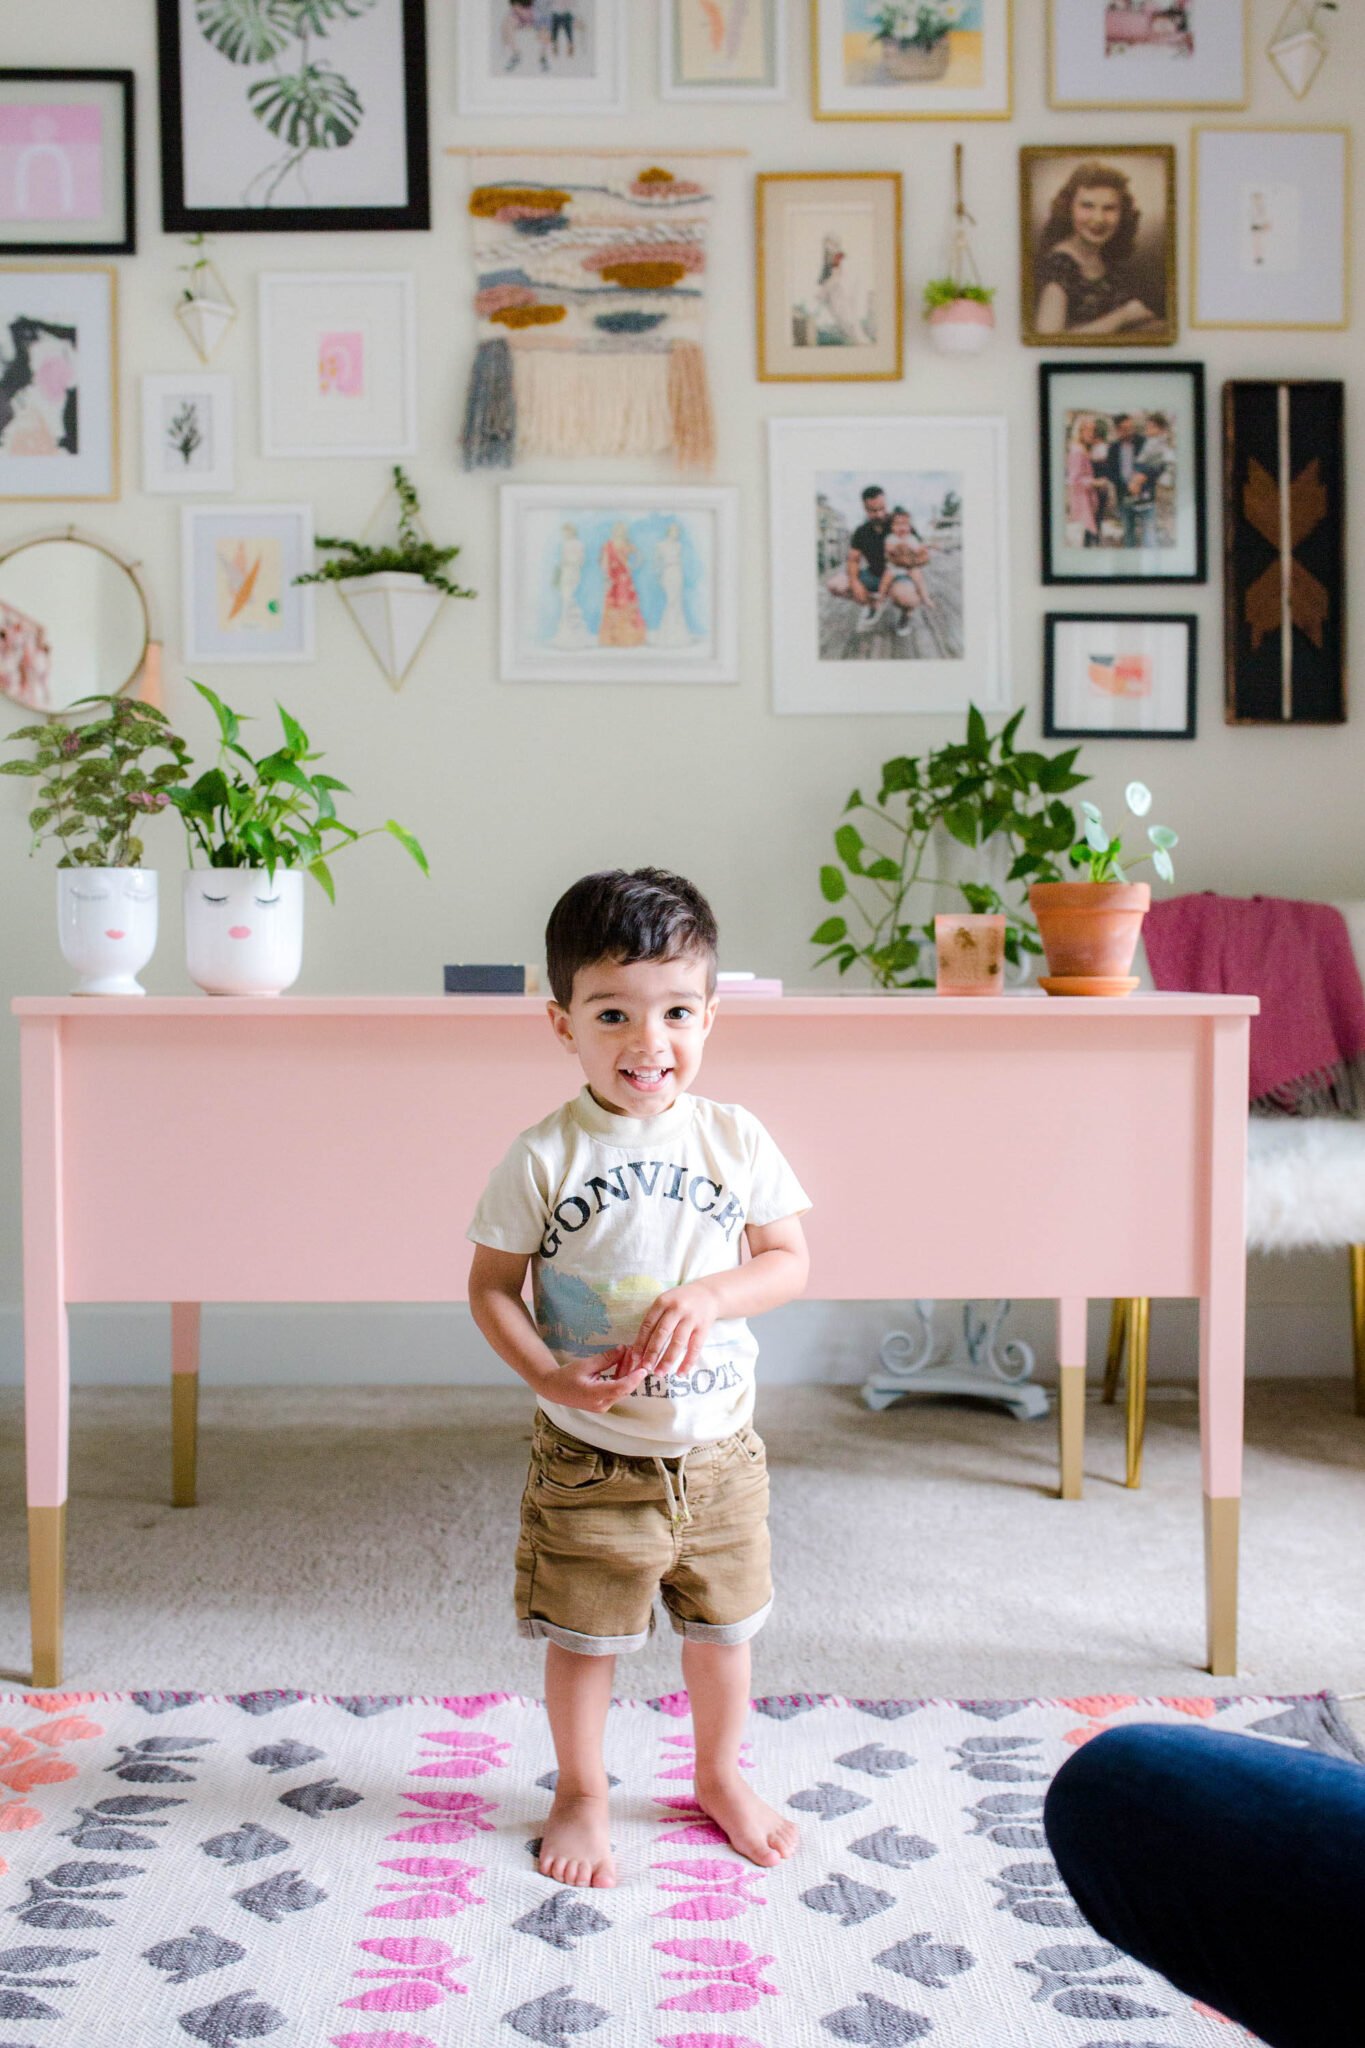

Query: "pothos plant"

xmin=811 ymin=704 xmax=1089 ymax=987
xmin=922 ymin=278 xmax=995 ymax=312
xmin=293 ymin=467 xmax=475 ymax=599
xmin=195 ymin=0 xmax=378 ymax=209
xmin=0 ymin=694 xmax=192 ymax=867
xmin=1070 ymin=781 xmax=1178 ymax=884
xmin=165 ymin=678 xmax=428 ymax=900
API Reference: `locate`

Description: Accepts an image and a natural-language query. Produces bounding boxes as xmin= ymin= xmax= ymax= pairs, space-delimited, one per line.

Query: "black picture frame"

xmin=1044 ymin=611 xmax=1198 ymax=741
xmin=0 ymin=70 xmax=135 ymax=256
xmin=157 ymin=0 xmax=430 ymax=235
xmin=1039 ymin=360 xmax=1207 ymax=586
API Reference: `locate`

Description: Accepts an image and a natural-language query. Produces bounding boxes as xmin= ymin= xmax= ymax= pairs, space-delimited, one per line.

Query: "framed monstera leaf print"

xmin=157 ymin=0 xmax=430 ymax=233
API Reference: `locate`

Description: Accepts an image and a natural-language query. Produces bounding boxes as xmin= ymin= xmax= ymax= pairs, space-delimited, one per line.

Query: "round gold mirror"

xmin=0 ymin=528 xmax=151 ymax=718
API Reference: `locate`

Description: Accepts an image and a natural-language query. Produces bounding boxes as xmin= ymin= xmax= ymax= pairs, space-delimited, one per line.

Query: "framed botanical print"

xmin=1192 ymin=126 xmax=1348 ymax=330
xmin=756 ymin=172 xmax=902 ymax=381
xmin=1044 ymin=612 xmax=1198 ymax=739
xmin=1021 ymin=144 xmax=1176 ymax=347
xmin=180 ymin=504 xmax=315 ymax=664
xmin=157 ymin=0 xmax=430 ymax=233
xmin=768 ymin=413 xmax=1010 ymax=716
xmin=1048 ymin=0 xmax=1248 ymax=109
xmin=661 ymin=0 xmax=787 ymax=100
xmin=457 ymin=0 xmax=627 ymax=117
xmin=0 ymin=265 xmax=117 ymax=501
xmin=0 ymin=70 xmax=135 ymax=255
xmin=258 ymin=272 xmax=416 ymax=459
xmin=812 ymin=0 xmax=1013 ymax=120
xmin=1040 ymin=361 xmax=1207 ymax=585
xmin=141 ymin=372 xmax=234 ymax=494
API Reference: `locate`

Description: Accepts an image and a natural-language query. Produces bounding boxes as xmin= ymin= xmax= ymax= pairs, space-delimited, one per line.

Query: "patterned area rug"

xmin=0 ymin=1688 xmax=1353 ymax=2046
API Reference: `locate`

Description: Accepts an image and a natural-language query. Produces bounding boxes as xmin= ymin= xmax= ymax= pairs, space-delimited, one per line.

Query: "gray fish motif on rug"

xmin=821 ymin=1990 xmax=933 ymax=2042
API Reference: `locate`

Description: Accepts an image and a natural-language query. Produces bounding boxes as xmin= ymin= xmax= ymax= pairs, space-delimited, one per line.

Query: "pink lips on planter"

xmin=105 ymin=930 xmax=125 ymax=940
xmin=229 ymin=926 xmax=252 ymax=940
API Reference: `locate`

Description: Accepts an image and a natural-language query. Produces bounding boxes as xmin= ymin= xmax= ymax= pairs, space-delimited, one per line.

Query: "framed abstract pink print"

xmin=0 ymin=71 xmax=134 ymax=256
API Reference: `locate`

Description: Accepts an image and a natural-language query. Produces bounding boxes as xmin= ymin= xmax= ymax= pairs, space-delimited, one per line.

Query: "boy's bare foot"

xmin=694 ymin=1771 xmax=799 ymax=1867
xmin=538 ymin=1788 xmax=616 ymax=1887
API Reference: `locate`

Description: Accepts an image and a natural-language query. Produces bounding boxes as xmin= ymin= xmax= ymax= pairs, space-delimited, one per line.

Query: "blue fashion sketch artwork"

xmin=532 ymin=507 xmax=711 ymax=655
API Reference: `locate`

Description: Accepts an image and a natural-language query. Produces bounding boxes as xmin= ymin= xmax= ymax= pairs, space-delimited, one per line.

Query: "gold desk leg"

xmin=1204 ymin=1494 xmax=1240 ymax=1677
xmin=28 ymin=1502 xmax=67 ymax=1691
xmin=1351 ymin=1246 xmax=1365 ymax=1418
xmin=172 ymin=1372 xmax=199 ymax=1509
xmin=1102 ymin=1298 xmax=1128 ymax=1406
xmin=1058 ymin=1364 xmax=1086 ymax=1501
xmin=1125 ymin=1296 xmax=1151 ymax=1490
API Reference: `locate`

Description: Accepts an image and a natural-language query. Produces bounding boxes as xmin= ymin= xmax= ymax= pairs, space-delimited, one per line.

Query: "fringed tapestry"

xmin=461 ymin=157 xmax=715 ymax=474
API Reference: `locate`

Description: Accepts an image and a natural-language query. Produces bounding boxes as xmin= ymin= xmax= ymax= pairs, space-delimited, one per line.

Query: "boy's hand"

xmin=544 ymin=1346 xmax=649 ymax=1413
xmin=629 ymin=1283 xmax=718 ymax=1377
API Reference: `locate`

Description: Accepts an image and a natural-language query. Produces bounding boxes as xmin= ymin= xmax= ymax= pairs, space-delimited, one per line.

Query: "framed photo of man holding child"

xmin=457 ymin=0 xmax=627 ymax=117
xmin=1020 ymin=145 xmax=1176 ymax=347
xmin=1039 ymin=360 xmax=1207 ymax=584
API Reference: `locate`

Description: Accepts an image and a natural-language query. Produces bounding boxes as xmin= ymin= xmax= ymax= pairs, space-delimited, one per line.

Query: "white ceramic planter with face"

xmin=58 ymin=868 xmax=159 ymax=995
xmin=183 ymin=869 xmax=304 ymax=996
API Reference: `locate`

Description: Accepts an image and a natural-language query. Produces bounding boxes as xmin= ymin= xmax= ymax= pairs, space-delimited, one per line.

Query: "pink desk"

xmin=13 ymin=991 xmax=1254 ymax=1687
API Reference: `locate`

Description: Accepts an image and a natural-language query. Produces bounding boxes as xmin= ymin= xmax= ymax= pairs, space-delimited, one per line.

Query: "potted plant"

xmin=869 ymin=0 xmax=962 ymax=80
xmin=0 ymin=693 xmax=190 ymax=995
xmin=811 ymin=704 xmax=1088 ymax=988
xmin=165 ymin=679 xmax=429 ymax=997
xmin=1029 ymin=781 xmax=1177 ymax=995
xmin=293 ymin=467 xmax=475 ymax=690
xmin=923 ymin=277 xmax=996 ymax=355
xmin=175 ymin=231 xmax=236 ymax=362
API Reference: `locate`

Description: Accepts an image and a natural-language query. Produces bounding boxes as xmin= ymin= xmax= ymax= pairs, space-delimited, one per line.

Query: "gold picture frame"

xmin=811 ymin=0 xmax=1013 ymax=122
xmin=1047 ymin=0 xmax=1249 ymax=111
xmin=756 ymin=170 xmax=904 ymax=382
xmin=1019 ymin=145 xmax=1177 ymax=349
xmin=1191 ymin=124 xmax=1350 ymax=331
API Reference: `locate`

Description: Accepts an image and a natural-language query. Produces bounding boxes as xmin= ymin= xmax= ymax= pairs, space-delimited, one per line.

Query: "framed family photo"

xmin=458 ymin=0 xmax=627 ymax=117
xmin=258 ymin=272 xmax=416 ymax=459
xmin=1044 ymin=612 xmax=1198 ymax=739
xmin=1040 ymin=361 xmax=1206 ymax=585
xmin=768 ymin=414 xmax=1009 ymax=716
xmin=756 ymin=172 xmax=902 ymax=381
xmin=157 ymin=0 xmax=430 ymax=233
xmin=1021 ymin=145 xmax=1176 ymax=347
xmin=1192 ymin=126 xmax=1349 ymax=330
xmin=661 ymin=0 xmax=786 ymax=100
xmin=0 ymin=265 xmax=117 ymax=501
xmin=180 ymin=503 xmax=315 ymax=664
xmin=812 ymin=0 xmax=1013 ymax=121
xmin=1048 ymin=0 xmax=1248 ymax=110
xmin=500 ymin=485 xmax=739 ymax=685
xmin=0 ymin=70 xmax=135 ymax=255
xmin=141 ymin=372 xmax=234 ymax=494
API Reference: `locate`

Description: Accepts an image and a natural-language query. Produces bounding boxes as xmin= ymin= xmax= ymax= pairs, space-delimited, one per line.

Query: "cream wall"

xmin=1 ymin=0 xmax=1362 ymax=1387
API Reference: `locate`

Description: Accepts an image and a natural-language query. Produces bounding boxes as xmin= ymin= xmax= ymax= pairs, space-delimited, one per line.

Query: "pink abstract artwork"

xmin=0 ymin=105 xmax=104 ymax=222
xmin=319 ymin=329 xmax=365 ymax=397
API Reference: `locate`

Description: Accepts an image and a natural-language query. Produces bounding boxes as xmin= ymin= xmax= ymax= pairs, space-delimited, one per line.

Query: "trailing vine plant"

xmin=195 ymin=0 xmax=378 ymax=209
xmin=293 ymin=467 xmax=475 ymax=598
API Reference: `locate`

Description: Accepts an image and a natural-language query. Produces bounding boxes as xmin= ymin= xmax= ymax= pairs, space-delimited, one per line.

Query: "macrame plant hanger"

xmin=950 ymin=142 xmax=983 ymax=294
xmin=926 ymin=143 xmax=995 ymax=354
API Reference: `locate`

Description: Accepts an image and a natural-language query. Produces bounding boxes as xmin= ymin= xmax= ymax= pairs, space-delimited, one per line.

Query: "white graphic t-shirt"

xmin=467 ymin=1086 xmax=811 ymax=1455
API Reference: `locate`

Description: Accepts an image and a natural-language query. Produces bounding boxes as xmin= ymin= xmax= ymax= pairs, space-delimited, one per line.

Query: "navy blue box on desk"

xmin=443 ymin=965 xmax=539 ymax=994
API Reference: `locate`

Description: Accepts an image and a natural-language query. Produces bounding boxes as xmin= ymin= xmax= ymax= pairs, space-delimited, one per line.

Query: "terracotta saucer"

xmin=1039 ymin=974 xmax=1140 ymax=998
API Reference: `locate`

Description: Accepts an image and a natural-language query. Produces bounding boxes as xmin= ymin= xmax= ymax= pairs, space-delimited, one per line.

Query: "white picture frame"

xmin=258 ymin=272 xmax=416 ymax=459
xmin=660 ymin=0 xmax=788 ymax=101
xmin=1192 ymin=126 xmax=1349 ymax=330
xmin=457 ymin=0 xmax=627 ymax=118
xmin=140 ymin=372 xmax=234 ymax=494
xmin=812 ymin=0 xmax=1013 ymax=121
xmin=1048 ymin=0 xmax=1248 ymax=110
xmin=768 ymin=414 xmax=1010 ymax=716
xmin=500 ymin=484 xmax=739 ymax=685
xmin=0 ymin=264 xmax=116 ymax=501
xmin=181 ymin=503 xmax=315 ymax=664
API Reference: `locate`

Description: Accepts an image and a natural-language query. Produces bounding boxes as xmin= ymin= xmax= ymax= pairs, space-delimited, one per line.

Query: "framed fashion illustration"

xmin=811 ymin=0 xmax=1013 ymax=120
xmin=1044 ymin=612 xmax=1198 ymax=739
xmin=1048 ymin=0 xmax=1248 ymax=109
xmin=756 ymin=171 xmax=903 ymax=381
xmin=1040 ymin=360 xmax=1206 ymax=585
xmin=1192 ymin=126 xmax=1348 ymax=330
xmin=1020 ymin=144 xmax=1176 ymax=348
xmin=499 ymin=484 xmax=739 ymax=684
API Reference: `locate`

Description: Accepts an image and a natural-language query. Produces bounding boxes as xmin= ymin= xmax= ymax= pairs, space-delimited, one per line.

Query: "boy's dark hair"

xmin=545 ymin=868 xmax=718 ymax=1007
xmin=861 ymin=483 xmax=884 ymax=503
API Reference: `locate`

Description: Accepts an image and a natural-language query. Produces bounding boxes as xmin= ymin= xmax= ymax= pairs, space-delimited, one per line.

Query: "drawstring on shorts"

xmin=652 ymin=1448 xmax=694 ymax=1533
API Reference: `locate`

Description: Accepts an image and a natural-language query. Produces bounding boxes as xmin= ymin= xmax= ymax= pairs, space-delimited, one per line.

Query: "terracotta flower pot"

xmin=1029 ymin=881 xmax=1150 ymax=992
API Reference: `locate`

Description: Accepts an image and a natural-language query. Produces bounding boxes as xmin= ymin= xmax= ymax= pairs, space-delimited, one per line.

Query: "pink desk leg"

xmin=1057 ymin=1297 xmax=1088 ymax=1501
xmin=171 ymin=1303 xmax=201 ymax=1509
xmin=1202 ymin=1017 xmax=1249 ymax=1676
xmin=20 ymin=1020 xmax=69 ymax=1689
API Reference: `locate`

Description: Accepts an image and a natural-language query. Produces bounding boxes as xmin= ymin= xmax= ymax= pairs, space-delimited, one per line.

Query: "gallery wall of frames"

xmin=0 ymin=0 xmax=1360 ymax=1019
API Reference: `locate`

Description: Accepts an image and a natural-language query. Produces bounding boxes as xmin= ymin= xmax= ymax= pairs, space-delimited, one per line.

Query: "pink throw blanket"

xmin=1144 ymin=893 xmax=1365 ymax=1113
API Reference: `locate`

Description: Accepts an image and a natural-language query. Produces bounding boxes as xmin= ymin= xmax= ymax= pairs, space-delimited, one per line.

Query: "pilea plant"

xmin=0 ymin=693 xmax=192 ymax=867
xmin=811 ymin=704 xmax=1088 ymax=987
xmin=165 ymin=678 xmax=428 ymax=900
xmin=1069 ymin=781 xmax=1177 ymax=884
xmin=293 ymin=466 xmax=475 ymax=599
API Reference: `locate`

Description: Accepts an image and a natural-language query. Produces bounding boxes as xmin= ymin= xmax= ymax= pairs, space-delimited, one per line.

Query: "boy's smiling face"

xmin=548 ymin=951 xmax=718 ymax=1118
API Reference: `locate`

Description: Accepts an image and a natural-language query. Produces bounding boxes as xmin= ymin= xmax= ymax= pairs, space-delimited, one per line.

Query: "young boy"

xmin=467 ymin=868 xmax=810 ymax=1890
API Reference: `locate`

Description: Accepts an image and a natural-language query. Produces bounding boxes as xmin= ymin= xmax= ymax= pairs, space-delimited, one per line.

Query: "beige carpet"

xmin=1 ymin=1382 xmax=1362 ymax=1725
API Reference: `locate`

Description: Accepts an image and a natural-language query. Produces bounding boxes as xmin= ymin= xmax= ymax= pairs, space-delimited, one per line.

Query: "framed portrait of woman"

xmin=1039 ymin=360 xmax=1206 ymax=585
xmin=756 ymin=171 xmax=903 ymax=381
xmin=1020 ymin=145 xmax=1176 ymax=347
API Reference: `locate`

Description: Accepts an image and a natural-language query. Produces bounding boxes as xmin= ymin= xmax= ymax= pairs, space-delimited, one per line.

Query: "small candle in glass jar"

xmin=934 ymin=913 xmax=1006 ymax=995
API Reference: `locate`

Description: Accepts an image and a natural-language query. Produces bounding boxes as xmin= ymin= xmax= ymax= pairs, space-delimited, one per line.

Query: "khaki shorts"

xmin=515 ymin=1408 xmax=772 ymax=1656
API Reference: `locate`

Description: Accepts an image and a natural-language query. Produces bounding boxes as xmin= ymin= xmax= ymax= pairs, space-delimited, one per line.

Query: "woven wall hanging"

xmin=461 ymin=156 xmax=715 ymax=473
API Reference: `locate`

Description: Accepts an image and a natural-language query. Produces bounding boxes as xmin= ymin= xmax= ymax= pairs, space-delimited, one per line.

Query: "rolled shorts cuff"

xmin=518 ymin=1614 xmax=654 ymax=1657
xmin=669 ymin=1595 xmax=773 ymax=1646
